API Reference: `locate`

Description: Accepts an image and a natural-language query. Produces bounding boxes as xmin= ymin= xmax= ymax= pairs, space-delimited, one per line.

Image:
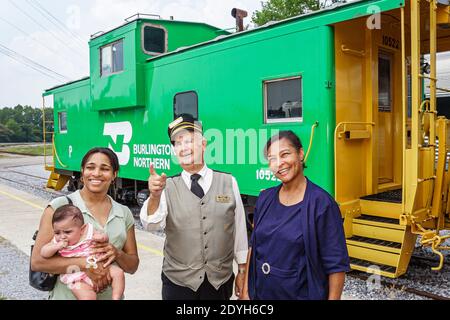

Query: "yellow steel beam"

xmin=352 ymin=224 xmax=406 ymax=243
xmin=347 ymin=244 xmax=400 ymax=267
xmin=430 ymin=0 xmax=437 ymax=161
xmin=432 ymin=118 xmax=447 ymax=219
xmin=347 ymin=239 xmax=401 ymax=255
xmin=353 ymin=217 xmax=406 ymax=230
xmin=350 ymin=264 xmax=397 ymax=278
xmin=401 ymin=6 xmax=407 ymax=216
xmin=359 ymin=199 xmax=402 ymax=219
xmin=405 ymin=0 xmax=421 ymax=216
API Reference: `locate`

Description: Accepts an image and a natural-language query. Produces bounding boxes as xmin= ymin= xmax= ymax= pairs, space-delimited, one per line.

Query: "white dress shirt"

xmin=140 ymin=165 xmax=249 ymax=264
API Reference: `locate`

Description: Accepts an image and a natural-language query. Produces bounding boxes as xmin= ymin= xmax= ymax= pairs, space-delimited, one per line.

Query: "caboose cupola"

xmin=88 ymin=14 xmax=228 ymax=111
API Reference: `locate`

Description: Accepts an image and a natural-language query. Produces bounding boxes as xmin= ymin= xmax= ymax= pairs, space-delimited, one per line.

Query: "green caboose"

xmin=44 ymin=1 xmax=450 ymax=278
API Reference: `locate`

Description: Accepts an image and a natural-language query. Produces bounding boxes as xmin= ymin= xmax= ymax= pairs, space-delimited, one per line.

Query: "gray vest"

xmin=163 ymin=171 xmax=236 ymax=291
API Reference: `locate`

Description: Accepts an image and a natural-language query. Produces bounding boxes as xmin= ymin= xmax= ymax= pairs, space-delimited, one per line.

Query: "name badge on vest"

xmin=216 ymin=195 xmax=231 ymax=203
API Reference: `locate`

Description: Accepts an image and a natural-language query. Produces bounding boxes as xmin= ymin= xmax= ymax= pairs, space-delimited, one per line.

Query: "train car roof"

xmin=44 ymin=76 xmax=90 ymax=94
xmin=89 ymin=16 xmax=227 ymax=41
xmin=147 ymin=0 xmax=404 ymax=63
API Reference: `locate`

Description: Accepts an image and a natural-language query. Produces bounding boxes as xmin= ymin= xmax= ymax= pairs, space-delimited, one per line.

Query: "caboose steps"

xmin=349 ymin=258 xmax=397 ymax=278
xmin=345 ymin=190 xmax=417 ymax=278
xmin=45 ymin=166 xmax=70 ymax=191
xmin=359 ymin=199 xmax=402 ymax=220
xmin=352 ymin=215 xmax=405 ymax=243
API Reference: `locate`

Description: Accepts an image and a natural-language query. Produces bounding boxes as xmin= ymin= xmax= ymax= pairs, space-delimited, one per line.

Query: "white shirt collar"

xmin=181 ymin=165 xmax=209 ymax=181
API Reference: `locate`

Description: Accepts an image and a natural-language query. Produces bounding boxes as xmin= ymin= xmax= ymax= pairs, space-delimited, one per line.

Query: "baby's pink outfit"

xmin=56 ymin=223 xmax=95 ymax=287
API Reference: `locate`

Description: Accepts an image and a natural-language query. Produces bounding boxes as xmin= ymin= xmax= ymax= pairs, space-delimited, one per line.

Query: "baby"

xmin=41 ymin=204 xmax=125 ymax=300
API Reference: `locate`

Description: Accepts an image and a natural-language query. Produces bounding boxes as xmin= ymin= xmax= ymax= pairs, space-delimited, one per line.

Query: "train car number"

xmin=382 ymin=35 xmax=399 ymax=49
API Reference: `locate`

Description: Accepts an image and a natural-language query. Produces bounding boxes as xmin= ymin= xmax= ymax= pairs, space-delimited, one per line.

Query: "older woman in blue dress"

xmin=241 ymin=131 xmax=350 ymax=300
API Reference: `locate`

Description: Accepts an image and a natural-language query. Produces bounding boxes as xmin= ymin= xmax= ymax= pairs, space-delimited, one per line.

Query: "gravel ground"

xmin=343 ymin=236 xmax=450 ymax=300
xmin=0 ymin=237 xmax=48 ymax=300
xmin=1 ymin=157 xmax=449 ymax=300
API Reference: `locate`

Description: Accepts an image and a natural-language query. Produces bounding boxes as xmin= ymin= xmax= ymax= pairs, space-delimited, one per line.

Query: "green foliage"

xmin=0 ymin=105 xmax=53 ymax=143
xmin=0 ymin=124 xmax=14 ymax=142
xmin=251 ymin=0 xmax=323 ymax=26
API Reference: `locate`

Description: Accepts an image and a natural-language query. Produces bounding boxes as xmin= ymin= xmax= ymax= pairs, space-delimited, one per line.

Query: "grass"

xmin=0 ymin=144 xmax=52 ymax=156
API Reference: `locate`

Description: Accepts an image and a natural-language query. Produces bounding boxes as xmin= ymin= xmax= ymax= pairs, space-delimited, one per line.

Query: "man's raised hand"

xmin=148 ymin=164 xmax=167 ymax=198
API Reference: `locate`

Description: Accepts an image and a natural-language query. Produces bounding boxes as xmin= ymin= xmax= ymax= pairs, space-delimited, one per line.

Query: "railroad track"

xmin=0 ymin=174 xmax=67 ymax=198
xmin=1 ymin=169 xmax=48 ymax=181
xmin=347 ymin=271 xmax=450 ymax=300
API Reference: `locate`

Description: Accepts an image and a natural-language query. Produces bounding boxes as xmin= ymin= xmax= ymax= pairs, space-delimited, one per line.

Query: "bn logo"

xmin=103 ymin=122 xmax=133 ymax=165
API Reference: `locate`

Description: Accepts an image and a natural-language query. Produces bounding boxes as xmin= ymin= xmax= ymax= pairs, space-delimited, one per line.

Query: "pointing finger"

xmin=149 ymin=164 xmax=158 ymax=177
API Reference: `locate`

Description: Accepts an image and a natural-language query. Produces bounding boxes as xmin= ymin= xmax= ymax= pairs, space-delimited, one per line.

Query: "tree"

xmin=5 ymin=119 xmax=23 ymax=142
xmin=252 ymin=0 xmax=340 ymax=26
xmin=0 ymin=124 xmax=14 ymax=142
xmin=0 ymin=105 xmax=52 ymax=142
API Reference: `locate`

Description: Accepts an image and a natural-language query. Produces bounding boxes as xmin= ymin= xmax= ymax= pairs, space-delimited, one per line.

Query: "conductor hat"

xmin=168 ymin=114 xmax=203 ymax=144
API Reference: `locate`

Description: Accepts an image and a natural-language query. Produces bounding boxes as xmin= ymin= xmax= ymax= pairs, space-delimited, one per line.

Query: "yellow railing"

xmin=52 ymin=134 xmax=68 ymax=168
xmin=405 ymin=0 xmax=450 ymax=271
xmin=41 ymin=96 xmax=54 ymax=170
xmin=304 ymin=121 xmax=319 ymax=165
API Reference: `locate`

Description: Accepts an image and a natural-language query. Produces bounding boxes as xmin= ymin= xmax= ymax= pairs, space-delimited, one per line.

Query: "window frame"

xmin=378 ymin=51 xmax=393 ymax=113
xmin=141 ymin=23 xmax=168 ymax=56
xmin=100 ymin=39 xmax=125 ymax=77
xmin=173 ymin=91 xmax=199 ymax=120
xmin=264 ymin=75 xmax=303 ymax=124
xmin=58 ymin=111 xmax=68 ymax=134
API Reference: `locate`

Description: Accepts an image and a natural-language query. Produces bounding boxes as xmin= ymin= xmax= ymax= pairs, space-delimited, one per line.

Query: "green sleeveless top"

xmin=47 ymin=190 xmax=134 ymax=300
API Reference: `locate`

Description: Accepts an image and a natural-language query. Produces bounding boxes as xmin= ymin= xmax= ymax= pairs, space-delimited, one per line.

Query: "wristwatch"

xmin=238 ymin=268 xmax=246 ymax=274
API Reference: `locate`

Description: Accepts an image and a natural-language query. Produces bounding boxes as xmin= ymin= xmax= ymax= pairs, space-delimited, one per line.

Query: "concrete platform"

xmin=0 ymin=182 xmax=163 ymax=300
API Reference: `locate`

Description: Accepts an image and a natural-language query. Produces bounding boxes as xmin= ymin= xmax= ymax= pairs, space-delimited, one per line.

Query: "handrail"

xmin=335 ymin=121 xmax=375 ymax=139
xmin=304 ymin=121 xmax=319 ymax=164
xmin=52 ymin=134 xmax=68 ymax=168
xmin=341 ymin=45 xmax=365 ymax=57
xmin=42 ymin=97 xmax=51 ymax=169
xmin=125 ymin=13 xmax=161 ymax=22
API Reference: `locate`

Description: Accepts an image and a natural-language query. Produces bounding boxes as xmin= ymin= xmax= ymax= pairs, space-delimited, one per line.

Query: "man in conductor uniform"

xmin=140 ymin=114 xmax=248 ymax=300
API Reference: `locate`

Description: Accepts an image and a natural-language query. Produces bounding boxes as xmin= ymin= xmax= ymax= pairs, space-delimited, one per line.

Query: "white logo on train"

xmin=103 ymin=122 xmax=173 ymax=170
xmin=103 ymin=122 xmax=133 ymax=165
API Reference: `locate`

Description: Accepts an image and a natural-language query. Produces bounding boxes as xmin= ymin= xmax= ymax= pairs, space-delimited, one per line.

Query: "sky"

xmin=2 ymin=0 xmax=450 ymax=109
xmin=0 ymin=0 xmax=263 ymax=108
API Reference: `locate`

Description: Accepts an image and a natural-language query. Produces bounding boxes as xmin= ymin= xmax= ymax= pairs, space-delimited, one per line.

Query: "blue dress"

xmin=248 ymin=178 xmax=350 ymax=300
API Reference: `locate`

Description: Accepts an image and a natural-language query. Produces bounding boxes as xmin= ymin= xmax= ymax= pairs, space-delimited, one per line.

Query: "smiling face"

xmin=173 ymin=130 xmax=206 ymax=169
xmin=267 ymin=138 xmax=304 ymax=184
xmin=81 ymin=152 xmax=117 ymax=194
xmin=53 ymin=217 xmax=85 ymax=246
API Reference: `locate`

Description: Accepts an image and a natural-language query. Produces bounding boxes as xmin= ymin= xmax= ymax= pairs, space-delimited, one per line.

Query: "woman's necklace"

xmin=280 ymin=179 xmax=307 ymax=206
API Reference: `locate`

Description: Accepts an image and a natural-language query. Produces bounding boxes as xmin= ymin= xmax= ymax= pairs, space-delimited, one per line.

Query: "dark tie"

xmin=190 ymin=174 xmax=205 ymax=199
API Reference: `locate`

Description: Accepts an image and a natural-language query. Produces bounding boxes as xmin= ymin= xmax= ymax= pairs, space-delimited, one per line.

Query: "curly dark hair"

xmin=81 ymin=147 xmax=120 ymax=173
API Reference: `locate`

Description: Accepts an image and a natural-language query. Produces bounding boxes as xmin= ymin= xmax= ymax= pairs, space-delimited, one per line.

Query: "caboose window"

xmin=174 ymin=91 xmax=198 ymax=120
xmin=59 ymin=112 xmax=67 ymax=133
xmin=142 ymin=24 xmax=167 ymax=55
xmin=264 ymin=77 xmax=303 ymax=123
xmin=100 ymin=39 xmax=124 ymax=76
